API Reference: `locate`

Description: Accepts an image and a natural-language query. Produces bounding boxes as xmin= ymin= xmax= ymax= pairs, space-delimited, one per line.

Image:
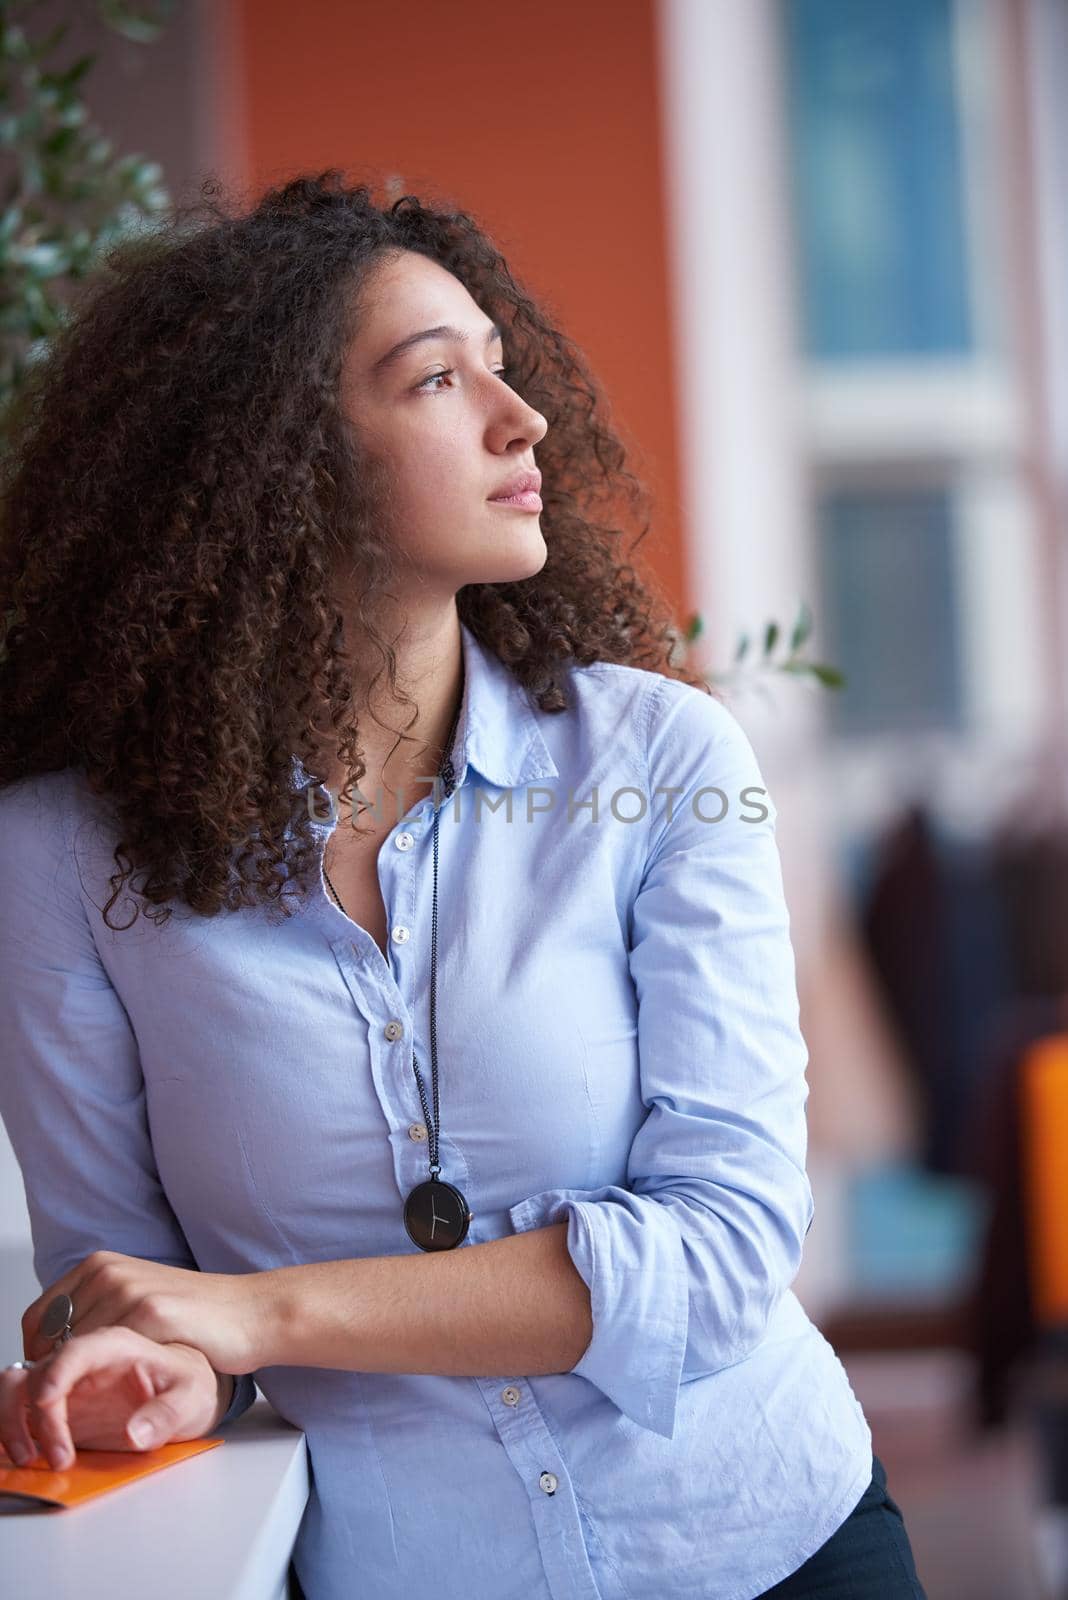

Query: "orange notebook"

xmin=0 ymin=1436 xmax=225 ymax=1510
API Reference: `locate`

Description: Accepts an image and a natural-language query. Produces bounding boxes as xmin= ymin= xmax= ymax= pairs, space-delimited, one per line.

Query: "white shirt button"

xmin=391 ymin=925 xmax=410 ymax=944
xmin=501 ymin=1386 xmax=521 ymax=1406
xmin=539 ymin=1472 xmax=558 ymax=1495
xmin=384 ymin=1020 xmax=404 ymax=1041
xmin=395 ymin=832 xmax=415 ymax=851
xmin=408 ymin=1123 xmax=428 ymax=1142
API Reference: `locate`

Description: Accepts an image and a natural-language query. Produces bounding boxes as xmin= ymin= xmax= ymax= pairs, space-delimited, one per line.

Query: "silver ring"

xmin=5 ymin=1292 xmax=75 ymax=1373
xmin=40 ymin=1294 xmax=74 ymax=1343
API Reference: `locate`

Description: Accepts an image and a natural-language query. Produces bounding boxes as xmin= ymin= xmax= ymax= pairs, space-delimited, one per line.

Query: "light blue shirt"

xmin=0 ymin=620 xmax=872 ymax=1600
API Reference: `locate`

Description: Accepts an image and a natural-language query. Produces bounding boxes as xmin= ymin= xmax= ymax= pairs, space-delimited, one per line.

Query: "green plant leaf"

xmin=98 ymin=0 xmax=175 ymax=45
xmin=27 ymin=21 xmax=70 ymax=64
xmin=20 ymin=240 xmax=69 ymax=275
xmin=807 ymin=663 xmax=845 ymax=688
xmin=44 ymin=54 xmax=94 ymax=95
xmin=789 ymin=599 xmax=813 ymax=652
xmin=2 ymin=25 xmax=32 ymax=65
xmin=0 ymin=0 xmax=178 ymax=426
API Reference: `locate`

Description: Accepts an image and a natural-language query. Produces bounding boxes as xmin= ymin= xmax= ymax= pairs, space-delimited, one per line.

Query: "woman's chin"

xmin=472 ymin=532 xmax=548 ymax=584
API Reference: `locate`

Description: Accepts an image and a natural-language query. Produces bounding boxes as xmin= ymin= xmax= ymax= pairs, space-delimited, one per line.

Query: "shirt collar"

xmin=288 ymin=619 xmax=559 ymax=799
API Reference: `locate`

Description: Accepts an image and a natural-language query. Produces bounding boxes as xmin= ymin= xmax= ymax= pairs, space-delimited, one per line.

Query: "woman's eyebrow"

xmin=371 ymin=321 xmax=503 ymax=378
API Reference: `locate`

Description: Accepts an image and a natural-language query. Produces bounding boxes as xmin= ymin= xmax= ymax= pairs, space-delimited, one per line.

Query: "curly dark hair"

xmin=0 ymin=168 xmax=712 ymax=931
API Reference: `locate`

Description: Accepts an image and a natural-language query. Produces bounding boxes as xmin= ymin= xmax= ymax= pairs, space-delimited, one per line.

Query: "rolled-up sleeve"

xmin=509 ymin=679 xmax=814 ymax=1439
xmin=0 ymin=772 xmax=257 ymax=1430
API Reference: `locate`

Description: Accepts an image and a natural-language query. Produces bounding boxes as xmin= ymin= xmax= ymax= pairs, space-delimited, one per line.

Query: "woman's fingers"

xmin=2 ymin=1329 xmax=219 ymax=1473
xmin=25 ymin=1360 xmax=78 ymax=1470
xmin=0 ymin=1365 xmax=41 ymax=1466
xmin=19 ymin=1331 xmax=171 ymax=1465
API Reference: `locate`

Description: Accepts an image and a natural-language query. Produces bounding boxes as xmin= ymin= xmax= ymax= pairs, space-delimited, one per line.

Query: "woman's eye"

xmin=416 ymin=368 xmax=452 ymax=392
xmin=416 ymin=367 xmax=513 ymax=392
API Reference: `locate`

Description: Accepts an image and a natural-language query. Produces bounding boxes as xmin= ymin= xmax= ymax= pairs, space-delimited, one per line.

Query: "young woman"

xmin=0 ymin=171 xmax=926 ymax=1599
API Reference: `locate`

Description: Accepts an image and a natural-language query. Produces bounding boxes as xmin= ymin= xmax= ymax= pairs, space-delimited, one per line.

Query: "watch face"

xmin=403 ymin=1178 xmax=472 ymax=1251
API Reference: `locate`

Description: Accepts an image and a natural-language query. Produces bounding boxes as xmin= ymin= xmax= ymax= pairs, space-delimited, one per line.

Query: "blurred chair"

xmin=1020 ymin=1036 xmax=1068 ymax=1336
xmin=1018 ymin=1034 xmax=1068 ymax=1598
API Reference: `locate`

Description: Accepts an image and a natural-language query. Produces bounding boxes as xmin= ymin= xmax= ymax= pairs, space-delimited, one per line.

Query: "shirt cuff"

xmin=214 ymin=1371 xmax=259 ymax=1430
xmin=509 ymin=1184 xmax=689 ymax=1439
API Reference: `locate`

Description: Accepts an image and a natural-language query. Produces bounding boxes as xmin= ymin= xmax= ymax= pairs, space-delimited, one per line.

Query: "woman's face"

xmin=340 ymin=249 xmax=550 ymax=596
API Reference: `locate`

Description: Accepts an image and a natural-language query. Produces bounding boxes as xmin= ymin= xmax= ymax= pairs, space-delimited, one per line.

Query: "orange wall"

xmin=230 ymin=0 xmax=687 ymax=622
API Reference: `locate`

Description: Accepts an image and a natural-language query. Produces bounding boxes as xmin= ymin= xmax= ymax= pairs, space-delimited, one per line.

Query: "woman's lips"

xmin=488 ymin=490 xmax=543 ymax=511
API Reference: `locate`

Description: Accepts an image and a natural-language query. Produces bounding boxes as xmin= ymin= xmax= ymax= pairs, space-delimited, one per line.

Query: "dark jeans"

xmin=754 ymin=1455 xmax=928 ymax=1598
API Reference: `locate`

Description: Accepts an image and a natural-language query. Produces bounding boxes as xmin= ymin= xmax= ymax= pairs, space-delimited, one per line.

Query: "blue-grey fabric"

xmin=0 ymin=621 xmax=873 ymax=1599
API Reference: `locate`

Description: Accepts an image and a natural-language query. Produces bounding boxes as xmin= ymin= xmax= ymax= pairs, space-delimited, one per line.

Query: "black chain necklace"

xmin=322 ymin=688 xmax=471 ymax=1251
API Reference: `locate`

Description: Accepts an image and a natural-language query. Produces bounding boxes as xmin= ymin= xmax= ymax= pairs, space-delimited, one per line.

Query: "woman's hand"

xmin=1 ymin=1330 xmax=225 ymax=1471
xmin=21 ymin=1250 xmax=276 ymax=1376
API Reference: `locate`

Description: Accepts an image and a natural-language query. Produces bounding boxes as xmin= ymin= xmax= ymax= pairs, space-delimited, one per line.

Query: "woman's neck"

xmin=314 ymin=604 xmax=464 ymax=817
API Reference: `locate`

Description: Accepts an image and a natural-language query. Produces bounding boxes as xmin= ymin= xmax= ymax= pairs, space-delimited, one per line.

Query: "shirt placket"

xmin=329 ymin=793 xmax=603 ymax=1600
xmin=329 ymin=798 xmax=472 ymax=1204
xmin=475 ymin=1376 xmax=605 ymax=1600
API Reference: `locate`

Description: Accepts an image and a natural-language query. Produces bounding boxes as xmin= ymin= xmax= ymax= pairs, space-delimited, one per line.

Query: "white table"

xmin=2 ymin=1394 xmax=310 ymax=1600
